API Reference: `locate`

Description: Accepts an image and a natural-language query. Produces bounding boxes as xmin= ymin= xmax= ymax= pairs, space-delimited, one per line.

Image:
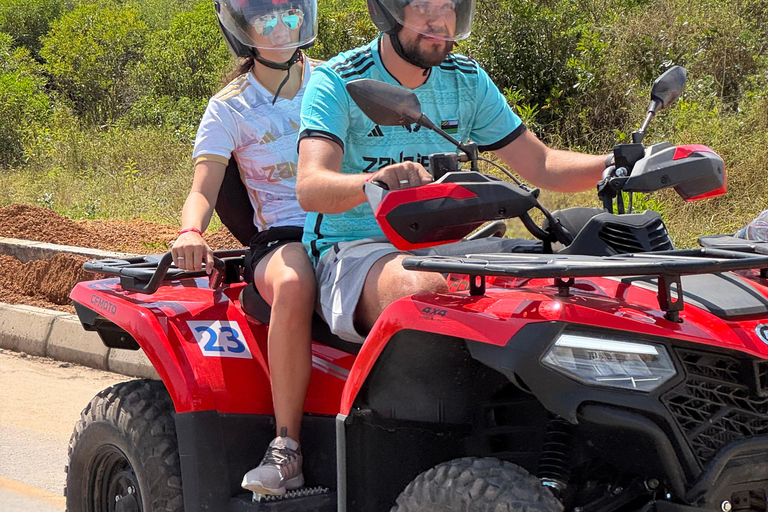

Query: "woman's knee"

xmin=271 ymin=267 xmax=316 ymax=303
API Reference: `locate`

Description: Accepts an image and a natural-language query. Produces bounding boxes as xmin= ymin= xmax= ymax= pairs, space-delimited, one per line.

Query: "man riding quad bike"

xmin=65 ymin=65 xmax=768 ymax=512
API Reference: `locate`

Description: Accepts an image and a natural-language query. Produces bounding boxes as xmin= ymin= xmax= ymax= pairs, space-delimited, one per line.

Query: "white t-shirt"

xmin=192 ymin=57 xmax=319 ymax=231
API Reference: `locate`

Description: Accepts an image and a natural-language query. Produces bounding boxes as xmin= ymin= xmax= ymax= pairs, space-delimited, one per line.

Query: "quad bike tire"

xmin=391 ymin=457 xmax=563 ymax=512
xmin=65 ymin=379 xmax=183 ymax=512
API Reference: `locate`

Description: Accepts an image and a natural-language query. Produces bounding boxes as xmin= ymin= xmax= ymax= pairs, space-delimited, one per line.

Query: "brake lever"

xmin=370 ymin=180 xmax=389 ymax=190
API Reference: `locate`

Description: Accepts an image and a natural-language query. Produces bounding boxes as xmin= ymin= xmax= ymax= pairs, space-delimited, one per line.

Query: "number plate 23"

xmin=187 ymin=321 xmax=253 ymax=359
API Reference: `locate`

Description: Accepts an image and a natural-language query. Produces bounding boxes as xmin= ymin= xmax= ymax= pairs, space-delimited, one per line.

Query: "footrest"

xmin=229 ymin=487 xmax=336 ymax=512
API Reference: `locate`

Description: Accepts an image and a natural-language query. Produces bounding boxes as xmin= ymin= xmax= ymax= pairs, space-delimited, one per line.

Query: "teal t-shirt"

xmin=300 ymin=35 xmax=525 ymax=262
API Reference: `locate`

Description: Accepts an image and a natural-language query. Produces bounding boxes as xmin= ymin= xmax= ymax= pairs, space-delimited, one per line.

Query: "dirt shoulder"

xmin=0 ymin=204 xmax=243 ymax=313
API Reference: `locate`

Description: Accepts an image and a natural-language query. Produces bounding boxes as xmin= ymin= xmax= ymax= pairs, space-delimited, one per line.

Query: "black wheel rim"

xmin=86 ymin=444 xmax=142 ymax=512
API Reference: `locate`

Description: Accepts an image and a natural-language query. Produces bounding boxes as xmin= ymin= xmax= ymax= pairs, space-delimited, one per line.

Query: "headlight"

xmin=541 ymin=331 xmax=676 ymax=392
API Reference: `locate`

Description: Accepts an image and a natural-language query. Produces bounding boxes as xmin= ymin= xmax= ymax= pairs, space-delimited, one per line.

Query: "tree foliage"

xmin=40 ymin=3 xmax=147 ymax=124
xmin=0 ymin=0 xmax=64 ymax=58
xmin=131 ymin=1 xmax=229 ymax=100
xmin=0 ymin=32 xmax=50 ymax=168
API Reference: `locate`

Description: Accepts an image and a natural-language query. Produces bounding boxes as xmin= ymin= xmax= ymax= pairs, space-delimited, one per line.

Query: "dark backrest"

xmin=214 ymin=158 xmax=259 ymax=246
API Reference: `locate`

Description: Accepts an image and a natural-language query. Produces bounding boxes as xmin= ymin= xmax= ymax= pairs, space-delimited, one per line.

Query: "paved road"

xmin=0 ymin=349 xmax=127 ymax=511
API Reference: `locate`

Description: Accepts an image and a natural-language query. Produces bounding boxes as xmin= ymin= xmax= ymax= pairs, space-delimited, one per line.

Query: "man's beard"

xmin=399 ymin=33 xmax=453 ymax=68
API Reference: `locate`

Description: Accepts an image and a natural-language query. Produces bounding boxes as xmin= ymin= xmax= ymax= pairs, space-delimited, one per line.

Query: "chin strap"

xmin=388 ymin=32 xmax=430 ymax=76
xmin=252 ymin=48 xmax=302 ymax=105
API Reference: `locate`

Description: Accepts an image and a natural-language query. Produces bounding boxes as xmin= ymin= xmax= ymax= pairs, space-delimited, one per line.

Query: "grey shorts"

xmin=315 ymin=236 xmax=541 ymax=343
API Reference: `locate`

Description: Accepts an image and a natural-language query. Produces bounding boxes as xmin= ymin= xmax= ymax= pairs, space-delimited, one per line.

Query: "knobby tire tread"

xmin=65 ymin=379 xmax=183 ymax=512
xmin=391 ymin=457 xmax=563 ymax=512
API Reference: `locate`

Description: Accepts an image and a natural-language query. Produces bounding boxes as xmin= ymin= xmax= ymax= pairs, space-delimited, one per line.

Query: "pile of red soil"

xmin=0 ymin=203 xmax=242 ymax=253
xmin=0 ymin=204 xmax=245 ymax=312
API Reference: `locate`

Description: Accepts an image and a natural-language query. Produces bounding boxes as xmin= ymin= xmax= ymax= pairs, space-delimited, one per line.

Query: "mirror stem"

xmin=633 ymin=99 xmax=663 ymax=144
xmin=417 ymin=114 xmax=480 ymax=171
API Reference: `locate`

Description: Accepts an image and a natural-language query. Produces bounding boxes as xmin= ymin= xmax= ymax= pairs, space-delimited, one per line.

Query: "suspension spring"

xmin=538 ymin=417 xmax=574 ymax=497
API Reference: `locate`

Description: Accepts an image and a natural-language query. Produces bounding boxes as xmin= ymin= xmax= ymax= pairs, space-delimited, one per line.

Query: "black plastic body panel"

xmin=175 ymin=412 xmax=337 ymax=512
xmin=356 ymin=330 xmax=510 ymax=424
xmin=73 ymin=301 xmax=140 ymax=350
xmin=561 ymin=211 xmax=673 ymax=256
xmin=578 ymin=405 xmax=687 ymax=497
xmin=342 ymin=413 xmax=470 ymax=512
xmin=466 ymin=322 xmax=700 ymax=483
xmin=628 ymin=273 xmax=768 ymax=319
xmin=345 ymin=330 xmax=512 ymax=511
xmin=686 ymin=436 xmax=768 ymax=505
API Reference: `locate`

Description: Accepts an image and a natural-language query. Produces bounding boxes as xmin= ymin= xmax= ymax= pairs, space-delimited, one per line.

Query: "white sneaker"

xmin=241 ymin=436 xmax=304 ymax=496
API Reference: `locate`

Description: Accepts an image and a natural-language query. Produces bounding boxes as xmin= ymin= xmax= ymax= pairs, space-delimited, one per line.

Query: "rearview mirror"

xmin=649 ymin=66 xmax=687 ymax=112
xmin=346 ymin=79 xmax=423 ymax=127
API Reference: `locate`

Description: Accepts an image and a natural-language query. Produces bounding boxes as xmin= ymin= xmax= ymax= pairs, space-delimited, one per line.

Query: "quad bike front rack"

xmin=403 ymin=248 xmax=768 ymax=322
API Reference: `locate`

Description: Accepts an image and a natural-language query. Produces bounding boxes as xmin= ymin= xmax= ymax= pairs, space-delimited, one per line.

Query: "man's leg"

xmin=354 ymin=252 xmax=448 ymax=333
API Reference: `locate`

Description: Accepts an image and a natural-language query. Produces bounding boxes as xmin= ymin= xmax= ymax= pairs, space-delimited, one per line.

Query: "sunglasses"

xmin=250 ymin=8 xmax=304 ymax=36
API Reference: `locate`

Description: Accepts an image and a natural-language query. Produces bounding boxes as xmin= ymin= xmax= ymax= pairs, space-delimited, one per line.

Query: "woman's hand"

xmin=171 ymin=230 xmax=215 ymax=274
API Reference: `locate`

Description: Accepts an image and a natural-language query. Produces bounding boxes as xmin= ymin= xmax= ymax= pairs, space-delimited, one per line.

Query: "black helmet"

xmin=367 ymin=0 xmax=475 ymax=41
xmin=215 ymin=0 xmax=318 ymax=58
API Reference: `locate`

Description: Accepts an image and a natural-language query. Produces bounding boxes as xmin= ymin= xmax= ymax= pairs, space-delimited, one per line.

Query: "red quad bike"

xmin=67 ymin=66 xmax=768 ymax=512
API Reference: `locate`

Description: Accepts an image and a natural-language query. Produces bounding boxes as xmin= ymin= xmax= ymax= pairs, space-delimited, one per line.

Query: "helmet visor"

xmin=217 ymin=0 xmax=318 ymax=50
xmin=382 ymin=0 xmax=475 ymax=41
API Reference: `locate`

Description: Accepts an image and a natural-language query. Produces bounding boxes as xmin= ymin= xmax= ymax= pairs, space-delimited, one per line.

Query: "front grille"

xmin=758 ymin=361 xmax=768 ymax=395
xmin=598 ymin=218 xmax=673 ymax=254
xmin=661 ymin=349 xmax=768 ymax=466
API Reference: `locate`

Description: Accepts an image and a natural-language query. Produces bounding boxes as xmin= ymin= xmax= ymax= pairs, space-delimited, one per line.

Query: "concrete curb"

xmin=0 ymin=302 xmax=159 ymax=380
xmin=0 ymin=236 xmax=138 ymax=263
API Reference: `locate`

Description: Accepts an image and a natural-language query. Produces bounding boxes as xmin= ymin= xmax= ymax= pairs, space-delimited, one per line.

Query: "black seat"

xmin=239 ymin=283 xmax=362 ymax=355
xmin=215 ymin=158 xmax=259 ymax=246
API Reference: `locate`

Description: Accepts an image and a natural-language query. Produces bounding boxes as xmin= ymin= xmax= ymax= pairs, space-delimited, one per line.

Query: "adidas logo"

xmin=367 ymin=126 xmax=383 ymax=137
xmin=259 ymin=131 xmax=277 ymax=145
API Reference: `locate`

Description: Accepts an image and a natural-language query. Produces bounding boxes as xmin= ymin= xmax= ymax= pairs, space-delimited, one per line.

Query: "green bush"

xmin=40 ymin=3 xmax=148 ymax=124
xmin=131 ymin=2 xmax=229 ymax=101
xmin=130 ymin=0 xmax=209 ymax=31
xmin=0 ymin=0 xmax=64 ymax=58
xmin=0 ymin=33 xmax=51 ymax=168
xmin=307 ymin=3 xmax=377 ymax=61
xmin=121 ymin=95 xmax=208 ymax=141
xmin=464 ymin=0 xmax=583 ymax=110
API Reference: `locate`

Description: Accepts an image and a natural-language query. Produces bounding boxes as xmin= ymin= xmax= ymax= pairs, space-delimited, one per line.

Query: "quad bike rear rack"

xmin=83 ymin=249 xmax=248 ymax=294
xmin=403 ymin=248 xmax=768 ymax=322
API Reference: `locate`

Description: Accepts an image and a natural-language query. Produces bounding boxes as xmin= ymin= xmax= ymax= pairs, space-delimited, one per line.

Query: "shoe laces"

xmin=262 ymin=444 xmax=299 ymax=468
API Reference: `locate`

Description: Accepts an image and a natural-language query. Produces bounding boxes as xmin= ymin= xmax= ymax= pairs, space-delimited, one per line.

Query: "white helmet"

xmin=216 ymin=0 xmax=318 ymax=55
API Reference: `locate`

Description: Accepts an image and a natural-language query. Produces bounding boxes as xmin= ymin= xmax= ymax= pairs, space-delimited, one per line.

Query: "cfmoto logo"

xmin=756 ymin=324 xmax=768 ymax=345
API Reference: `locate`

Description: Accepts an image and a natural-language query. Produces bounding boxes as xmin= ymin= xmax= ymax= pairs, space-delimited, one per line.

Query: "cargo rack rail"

xmin=403 ymin=247 xmax=768 ymax=321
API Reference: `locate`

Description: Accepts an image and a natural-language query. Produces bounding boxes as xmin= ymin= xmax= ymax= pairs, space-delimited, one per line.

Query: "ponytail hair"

xmin=224 ymin=55 xmax=256 ymax=84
